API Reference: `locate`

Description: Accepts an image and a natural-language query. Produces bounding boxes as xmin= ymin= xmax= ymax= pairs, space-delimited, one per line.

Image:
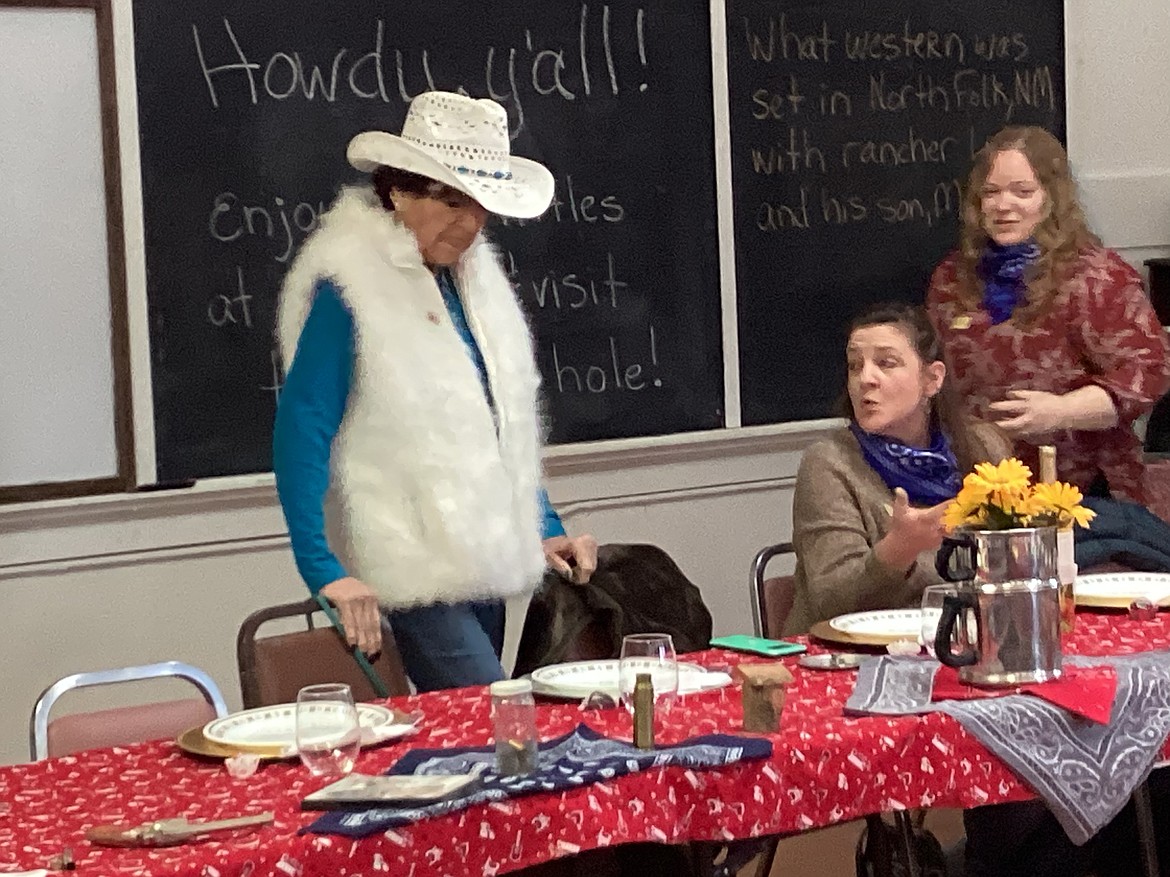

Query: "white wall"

xmin=1066 ymin=0 xmax=1170 ymax=261
xmin=0 ymin=1 xmax=1167 ymax=766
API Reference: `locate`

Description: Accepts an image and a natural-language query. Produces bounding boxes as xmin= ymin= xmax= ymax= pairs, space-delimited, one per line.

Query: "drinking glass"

xmin=295 ymin=683 xmax=362 ymax=777
xmin=618 ymin=633 xmax=679 ymax=715
xmin=920 ymin=584 xmax=959 ymax=658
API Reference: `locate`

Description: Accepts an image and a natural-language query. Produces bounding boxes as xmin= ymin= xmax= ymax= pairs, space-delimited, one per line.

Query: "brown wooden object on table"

xmin=734 ymin=663 xmax=794 ymax=733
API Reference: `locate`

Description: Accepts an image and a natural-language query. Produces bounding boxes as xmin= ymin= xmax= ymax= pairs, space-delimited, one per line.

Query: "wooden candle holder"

xmin=733 ymin=664 xmax=794 ymax=733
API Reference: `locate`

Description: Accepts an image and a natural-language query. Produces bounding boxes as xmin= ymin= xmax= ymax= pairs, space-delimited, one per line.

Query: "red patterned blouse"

xmin=926 ymin=246 xmax=1170 ymax=504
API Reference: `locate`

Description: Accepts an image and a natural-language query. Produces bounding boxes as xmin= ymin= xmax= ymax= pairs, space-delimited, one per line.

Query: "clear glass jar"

xmin=489 ymin=679 xmax=538 ymax=776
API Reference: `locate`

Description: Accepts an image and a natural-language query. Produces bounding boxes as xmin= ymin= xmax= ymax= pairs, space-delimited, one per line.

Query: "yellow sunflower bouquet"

xmin=943 ymin=458 xmax=1096 ymax=532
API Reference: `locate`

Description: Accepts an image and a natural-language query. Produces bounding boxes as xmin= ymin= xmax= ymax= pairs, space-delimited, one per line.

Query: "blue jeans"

xmin=387 ymin=599 xmax=506 ymax=692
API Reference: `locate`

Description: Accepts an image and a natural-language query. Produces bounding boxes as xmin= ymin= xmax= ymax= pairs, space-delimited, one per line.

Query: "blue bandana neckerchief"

xmin=978 ymin=239 xmax=1040 ymax=324
xmin=849 ymin=422 xmax=962 ymax=507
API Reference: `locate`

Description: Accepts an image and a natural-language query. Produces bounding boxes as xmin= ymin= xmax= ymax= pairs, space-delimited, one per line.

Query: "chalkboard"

xmin=133 ymin=0 xmax=723 ymax=482
xmin=728 ymin=0 xmax=1065 ymax=425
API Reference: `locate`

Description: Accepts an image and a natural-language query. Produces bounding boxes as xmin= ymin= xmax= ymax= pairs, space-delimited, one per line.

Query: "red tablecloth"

xmin=2 ymin=612 xmax=1168 ymax=877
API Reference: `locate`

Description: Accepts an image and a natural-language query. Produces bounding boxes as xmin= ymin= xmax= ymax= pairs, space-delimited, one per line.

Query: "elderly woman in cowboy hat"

xmin=273 ymin=91 xmax=598 ymax=691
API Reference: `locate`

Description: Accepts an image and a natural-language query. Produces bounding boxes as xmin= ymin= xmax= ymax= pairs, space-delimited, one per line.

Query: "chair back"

xmin=751 ymin=543 xmax=797 ymax=638
xmin=30 ymin=661 xmax=228 ymax=760
xmin=237 ymin=599 xmax=411 ymax=709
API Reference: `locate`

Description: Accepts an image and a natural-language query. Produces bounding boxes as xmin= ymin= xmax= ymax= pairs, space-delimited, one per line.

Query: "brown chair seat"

xmin=48 ymin=699 xmax=218 ymax=758
xmin=237 ymin=599 xmax=411 ymax=709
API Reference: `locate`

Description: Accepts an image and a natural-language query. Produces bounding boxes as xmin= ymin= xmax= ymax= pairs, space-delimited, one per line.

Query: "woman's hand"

xmin=874 ymin=488 xmax=949 ymax=574
xmin=319 ymin=577 xmax=383 ymax=655
xmin=989 ymin=386 xmax=1118 ymax=437
xmin=988 ymin=389 xmax=1066 ymax=438
xmin=543 ymin=534 xmax=599 ymax=585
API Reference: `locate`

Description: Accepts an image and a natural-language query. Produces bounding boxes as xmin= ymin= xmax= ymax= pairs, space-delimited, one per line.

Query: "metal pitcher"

xmin=933 ymin=526 xmax=1063 ymax=687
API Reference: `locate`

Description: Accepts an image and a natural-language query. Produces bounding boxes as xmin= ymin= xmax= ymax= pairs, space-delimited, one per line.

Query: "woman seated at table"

xmin=783 ymin=302 xmax=1134 ymax=876
xmin=926 ymin=125 xmax=1170 ymax=506
xmin=783 ymin=302 xmax=1010 ymax=636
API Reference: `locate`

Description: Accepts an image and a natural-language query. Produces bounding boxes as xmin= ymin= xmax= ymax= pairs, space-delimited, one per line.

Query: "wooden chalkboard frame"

xmin=0 ymin=0 xmax=135 ymax=503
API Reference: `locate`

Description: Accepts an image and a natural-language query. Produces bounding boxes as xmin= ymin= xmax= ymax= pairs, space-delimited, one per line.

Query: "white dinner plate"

xmin=529 ymin=659 xmax=730 ymax=700
xmin=829 ymin=609 xmax=923 ymax=640
xmin=204 ymin=702 xmax=395 ymax=751
xmin=1075 ymin=572 xmax=1170 ymax=609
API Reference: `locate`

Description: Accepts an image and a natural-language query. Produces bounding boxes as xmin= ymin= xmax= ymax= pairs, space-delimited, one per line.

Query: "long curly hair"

xmin=955 ymin=126 xmax=1099 ymax=325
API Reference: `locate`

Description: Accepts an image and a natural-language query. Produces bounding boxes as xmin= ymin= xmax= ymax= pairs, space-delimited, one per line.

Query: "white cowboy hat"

xmin=347 ymin=91 xmax=554 ymax=219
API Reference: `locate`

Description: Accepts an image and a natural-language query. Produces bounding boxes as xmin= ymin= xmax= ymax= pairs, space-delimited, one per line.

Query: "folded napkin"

xmin=846 ymin=652 xmax=1170 ymax=844
xmin=305 ymin=723 xmax=772 ymax=838
xmin=931 ymin=664 xmax=1118 ymax=724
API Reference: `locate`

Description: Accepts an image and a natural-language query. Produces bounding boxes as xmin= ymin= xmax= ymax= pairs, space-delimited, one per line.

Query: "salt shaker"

xmin=490 ymin=679 xmax=538 ymax=776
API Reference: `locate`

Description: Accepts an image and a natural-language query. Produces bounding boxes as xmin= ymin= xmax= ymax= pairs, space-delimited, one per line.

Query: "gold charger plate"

xmin=177 ymin=708 xmax=422 ymax=761
xmin=1075 ymin=594 xmax=1170 ymax=610
xmin=808 ymin=619 xmax=904 ymax=648
xmin=175 ymin=725 xmax=288 ymax=761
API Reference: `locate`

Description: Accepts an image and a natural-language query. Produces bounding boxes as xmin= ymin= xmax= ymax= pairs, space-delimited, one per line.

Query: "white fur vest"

xmin=277 ymin=186 xmax=547 ymax=610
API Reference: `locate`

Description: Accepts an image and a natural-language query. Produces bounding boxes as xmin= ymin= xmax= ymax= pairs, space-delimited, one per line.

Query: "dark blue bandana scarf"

xmin=978 ymin=239 xmax=1040 ymax=324
xmin=849 ymin=422 xmax=962 ymax=506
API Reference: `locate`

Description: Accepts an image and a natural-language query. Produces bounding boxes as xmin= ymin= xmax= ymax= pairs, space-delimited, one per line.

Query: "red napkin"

xmin=931 ymin=663 xmax=1118 ymax=724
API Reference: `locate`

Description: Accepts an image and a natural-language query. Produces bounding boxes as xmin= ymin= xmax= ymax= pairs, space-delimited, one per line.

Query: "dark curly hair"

xmin=842 ymin=301 xmax=981 ymax=472
xmin=371 ymin=165 xmax=456 ymax=211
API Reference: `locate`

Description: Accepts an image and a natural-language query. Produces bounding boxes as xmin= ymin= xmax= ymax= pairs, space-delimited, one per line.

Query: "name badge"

xmin=950 ymin=315 xmax=972 ymax=330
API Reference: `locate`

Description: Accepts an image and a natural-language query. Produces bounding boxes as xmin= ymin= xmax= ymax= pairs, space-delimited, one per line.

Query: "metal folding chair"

xmin=30 ymin=661 xmax=228 ymax=760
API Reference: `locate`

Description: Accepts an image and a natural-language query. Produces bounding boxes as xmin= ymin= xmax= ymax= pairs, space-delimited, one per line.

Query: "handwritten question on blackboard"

xmin=739 ymin=14 xmax=1055 ymax=234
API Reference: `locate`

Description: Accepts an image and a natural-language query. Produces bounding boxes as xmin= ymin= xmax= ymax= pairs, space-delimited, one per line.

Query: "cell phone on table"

xmin=709 ymin=634 xmax=807 ymax=657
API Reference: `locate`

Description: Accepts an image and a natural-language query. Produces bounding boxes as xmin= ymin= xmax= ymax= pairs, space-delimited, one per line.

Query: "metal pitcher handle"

xmin=935 ymin=533 xmax=976 ymax=582
xmin=934 ymin=592 xmax=978 ymax=668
